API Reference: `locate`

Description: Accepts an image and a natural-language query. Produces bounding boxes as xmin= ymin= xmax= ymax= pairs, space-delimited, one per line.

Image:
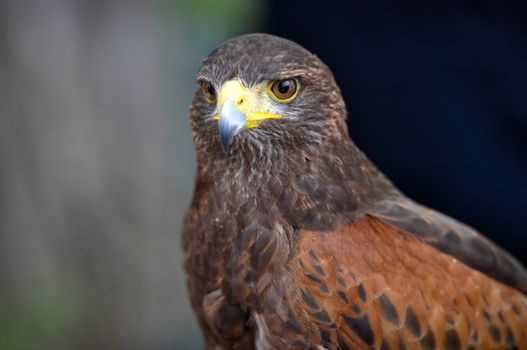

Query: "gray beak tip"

xmin=218 ymin=100 xmax=247 ymax=153
xmin=220 ymin=129 xmax=232 ymax=153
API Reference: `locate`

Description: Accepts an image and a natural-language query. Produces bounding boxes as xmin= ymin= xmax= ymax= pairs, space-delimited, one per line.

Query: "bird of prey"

xmin=183 ymin=33 xmax=527 ymax=350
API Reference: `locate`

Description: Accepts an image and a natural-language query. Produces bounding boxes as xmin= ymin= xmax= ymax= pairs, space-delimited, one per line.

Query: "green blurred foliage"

xmin=170 ymin=0 xmax=264 ymax=38
xmin=0 ymin=285 xmax=82 ymax=350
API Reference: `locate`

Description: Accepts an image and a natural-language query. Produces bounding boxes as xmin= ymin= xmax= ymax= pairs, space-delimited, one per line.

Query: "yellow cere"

xmin=213 ymin=80 xmax=281 ymax=128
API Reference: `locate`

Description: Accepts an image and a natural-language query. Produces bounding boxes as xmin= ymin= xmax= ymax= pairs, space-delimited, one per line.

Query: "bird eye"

xmin=202 ymin=82 xmax=216 ymax=103
xmin=268 ymin=78 xmax=299 ymax=102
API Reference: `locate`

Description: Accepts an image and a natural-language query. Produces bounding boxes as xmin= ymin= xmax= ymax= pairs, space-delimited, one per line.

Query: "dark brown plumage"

xmin=183 ymin=33 xmax=527 ymax=349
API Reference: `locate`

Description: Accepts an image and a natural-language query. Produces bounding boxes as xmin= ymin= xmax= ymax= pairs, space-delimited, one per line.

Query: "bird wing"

xmin=366 ymin=198 xmax=527 ymax=294
xmin=290 ymin=213 xmax=527 ymax=349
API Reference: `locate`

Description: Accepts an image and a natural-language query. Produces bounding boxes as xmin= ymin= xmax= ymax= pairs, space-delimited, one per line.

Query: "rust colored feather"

xmin=282 ymin=215 xmax=527 ymax=349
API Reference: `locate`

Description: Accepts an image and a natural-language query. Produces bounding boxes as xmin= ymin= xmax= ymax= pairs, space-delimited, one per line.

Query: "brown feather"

xmin=283 ymin=215 xmax=527 ymax=349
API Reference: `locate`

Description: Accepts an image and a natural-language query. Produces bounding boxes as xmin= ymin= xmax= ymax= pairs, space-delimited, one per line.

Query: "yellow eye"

xmin=202 ymin=82 xmax=217 ymax=103
xmin=268 ymin=78 xmax=299 ymax=102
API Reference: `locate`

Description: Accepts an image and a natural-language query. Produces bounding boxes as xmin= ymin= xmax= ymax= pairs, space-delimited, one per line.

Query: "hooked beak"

xmin=219 ymin=99 xmax=247 ymax=152
xmin=214 ymin=80 xmax=281 ymax=152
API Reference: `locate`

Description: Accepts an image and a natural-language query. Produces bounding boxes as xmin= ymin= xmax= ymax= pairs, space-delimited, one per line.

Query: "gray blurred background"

xmin=0 ymin=0 xmax=263 ymax=349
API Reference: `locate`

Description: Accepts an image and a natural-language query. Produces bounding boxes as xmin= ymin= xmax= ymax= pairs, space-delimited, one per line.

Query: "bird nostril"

xmin=237 ymin=98 xmax=244 ymax=105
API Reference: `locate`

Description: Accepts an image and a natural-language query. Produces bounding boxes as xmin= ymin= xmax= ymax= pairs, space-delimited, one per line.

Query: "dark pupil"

xmin=207 ymin=84 xmax=215 ymax=97
xmin=277 ymin=80 xmax=291 ymax=94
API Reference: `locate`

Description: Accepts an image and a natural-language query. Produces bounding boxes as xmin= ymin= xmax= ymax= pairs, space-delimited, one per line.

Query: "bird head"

xmin=189 ymin=33 xmax=348 ymax=159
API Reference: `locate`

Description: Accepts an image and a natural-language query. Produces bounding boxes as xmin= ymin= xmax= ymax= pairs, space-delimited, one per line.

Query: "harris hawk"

xmin=183 ymin=34 xmax=527 ymax=349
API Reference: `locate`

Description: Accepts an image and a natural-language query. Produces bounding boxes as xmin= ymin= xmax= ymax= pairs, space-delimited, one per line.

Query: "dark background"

xmin=268 ymin=0 xmax=527 ymax=264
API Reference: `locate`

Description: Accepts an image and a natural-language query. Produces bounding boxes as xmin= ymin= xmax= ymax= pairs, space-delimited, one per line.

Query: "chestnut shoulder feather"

xmin=367 ymin=198 xmax=527 ymax=294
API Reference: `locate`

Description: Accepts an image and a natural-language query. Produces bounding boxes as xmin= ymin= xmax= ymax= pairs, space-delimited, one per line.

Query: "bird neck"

xmin=198 ymin=135 xmax=399 ymax=231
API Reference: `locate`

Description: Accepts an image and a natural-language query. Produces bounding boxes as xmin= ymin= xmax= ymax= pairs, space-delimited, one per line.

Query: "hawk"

xmin=183 ymin=33 xmax=527 ymax=349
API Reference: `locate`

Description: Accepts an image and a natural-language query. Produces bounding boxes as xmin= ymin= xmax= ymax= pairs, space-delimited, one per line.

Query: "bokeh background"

xmin=0 ymin=0 xmax=525 ymax=349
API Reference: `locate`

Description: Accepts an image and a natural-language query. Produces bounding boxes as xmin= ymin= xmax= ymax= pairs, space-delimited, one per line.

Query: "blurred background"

xmin=0 ymin=0 xmax=525 ymax=349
